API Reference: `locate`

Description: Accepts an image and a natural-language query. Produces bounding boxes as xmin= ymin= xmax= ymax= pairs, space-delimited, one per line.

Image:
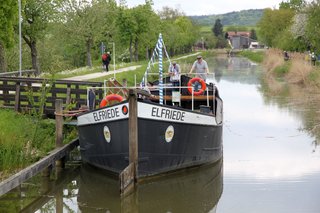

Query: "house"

xmin=227 ymin=31 xmax=253 ymax=49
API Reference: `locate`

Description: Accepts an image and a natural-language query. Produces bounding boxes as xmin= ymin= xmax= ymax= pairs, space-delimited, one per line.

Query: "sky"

xmin=126 ymin=0 xmax=285 ymax=16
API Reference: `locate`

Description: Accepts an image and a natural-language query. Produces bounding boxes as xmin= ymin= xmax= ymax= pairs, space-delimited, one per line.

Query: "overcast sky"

xmin=126 ymin=0 xmax=285 ymax=15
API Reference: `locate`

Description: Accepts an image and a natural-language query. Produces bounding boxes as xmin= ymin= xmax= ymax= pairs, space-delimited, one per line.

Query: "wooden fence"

xmin=0 ymin=77 xmax=104 ymax=117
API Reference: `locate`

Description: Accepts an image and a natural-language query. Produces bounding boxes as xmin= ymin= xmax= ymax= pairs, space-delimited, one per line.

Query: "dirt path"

xmin=63 ymin=65 xmax=142 ymax=81
xmin=63 ymin=52 xmax=201 ymax=81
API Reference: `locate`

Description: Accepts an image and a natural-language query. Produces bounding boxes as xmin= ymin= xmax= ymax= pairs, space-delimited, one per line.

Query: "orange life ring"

xmin=100 ymin=94 xmax=124 ymax=107
xmin=187 ymin=77 xmax=206 ymax=96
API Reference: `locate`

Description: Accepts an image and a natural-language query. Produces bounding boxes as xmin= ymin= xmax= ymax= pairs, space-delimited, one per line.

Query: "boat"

xmin=77 ymin=158 xmax=223 ymax=212
xmin=76 ymin=34 xmax=223 ymax=181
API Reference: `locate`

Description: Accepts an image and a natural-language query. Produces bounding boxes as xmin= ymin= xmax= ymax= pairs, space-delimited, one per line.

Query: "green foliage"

xmin=0 ymin=0 xmax=17 ymax=48
xmin=279 ymin=0 xmax=306 ymax=11
xmin=305 ymin=1 xmax=320 ymax=52
xmin=308 ymin=67 xmax=320 ymax=86
xmin=273 ymin=28 xmax=306 ymax=51
xmin=0 ymin=110 xmax=54 ymax=171
xmin=257 ymin=8 xmax=295 ymax=47
xmin=250 ymin=29 xmax=257 ymax=40
xmin=212 ymin=19 xmax=223 ymax=37
xmin=274 ymin=61 xmax=291 ymax=76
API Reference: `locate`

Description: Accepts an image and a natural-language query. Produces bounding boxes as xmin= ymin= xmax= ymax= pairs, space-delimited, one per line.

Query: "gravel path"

xmin=63 ymin=52 xmax=201 ymax=81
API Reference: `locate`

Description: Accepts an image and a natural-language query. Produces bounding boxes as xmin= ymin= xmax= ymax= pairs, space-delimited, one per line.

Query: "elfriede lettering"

xmin=93 ymin=108 xmax=120 ymax=121
xmin=151 ymin=107 xmax=185 ymax=121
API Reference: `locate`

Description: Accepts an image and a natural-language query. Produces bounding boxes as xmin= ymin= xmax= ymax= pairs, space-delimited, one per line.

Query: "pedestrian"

xmin=284 ymin=51 xmax=289 ymax=61
xmin=102 ymin=51 xmax=111 ymax=71
xmin=189 ymin=55 xmax=209 ymax=81
xmin=168 ymin=61 xmax=181 ymax=90
xmin=311 ymin=52 xmax=317 ymax=66
xmin=88 ymin=87 xmax=96 ymax=110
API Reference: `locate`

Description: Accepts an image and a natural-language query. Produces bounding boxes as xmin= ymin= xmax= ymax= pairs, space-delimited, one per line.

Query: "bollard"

xmin=120 ymin=89 xmax=138 ymax=195
xmin=55 ymin=99 xmax=64 ymax=169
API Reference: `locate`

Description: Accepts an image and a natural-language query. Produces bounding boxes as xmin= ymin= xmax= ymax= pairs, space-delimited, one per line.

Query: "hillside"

xmin=189 ymin=9 xmax=264 ymax=26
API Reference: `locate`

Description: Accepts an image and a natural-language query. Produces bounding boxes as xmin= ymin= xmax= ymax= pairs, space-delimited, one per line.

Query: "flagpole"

xmin=158 ymin=34 xmax=163 ymax=105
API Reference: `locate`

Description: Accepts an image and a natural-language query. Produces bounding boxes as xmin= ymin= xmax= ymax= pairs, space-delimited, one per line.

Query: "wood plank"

xmin=0 ymin=139 xmax=79 ymax=197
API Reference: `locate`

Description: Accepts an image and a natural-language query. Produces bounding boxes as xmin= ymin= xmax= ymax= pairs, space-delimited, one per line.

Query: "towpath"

xmin=63 ymin=52 xmax=200 ymax=81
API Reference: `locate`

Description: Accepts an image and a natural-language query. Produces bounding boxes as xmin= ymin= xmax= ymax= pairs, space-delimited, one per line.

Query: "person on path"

xmin=102 ymin=51 xmax=111 ymax=71
xmin=168 ymin=61 xmax=181 ymax=90
xmin=284 ymin=51 xmax=290 ymax=61
xmin=189 ymin=55 xmax=209 ymax=81
xmin=311 ymin=52 xmax=317 ymax=66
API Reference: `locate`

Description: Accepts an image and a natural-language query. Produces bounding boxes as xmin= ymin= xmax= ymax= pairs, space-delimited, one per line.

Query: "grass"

xmin=0 ymin=109 xmax=77 ymax=181
xmin=238 ymin=50 xmax=264 ymax=63
xmin=260 ymin=48 xmax=320 ymax=95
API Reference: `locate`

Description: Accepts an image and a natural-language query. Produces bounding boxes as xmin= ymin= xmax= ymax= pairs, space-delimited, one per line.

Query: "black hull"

xmin=78 ymin=101 xmax=223 ymax=178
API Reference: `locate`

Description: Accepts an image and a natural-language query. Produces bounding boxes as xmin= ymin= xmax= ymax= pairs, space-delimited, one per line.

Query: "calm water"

xmin=1 ymin=56 xmax=320 ymax=212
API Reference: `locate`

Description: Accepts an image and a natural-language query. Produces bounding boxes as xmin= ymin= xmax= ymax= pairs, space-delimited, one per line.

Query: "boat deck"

xmin=150 ymin=95 xmax=215 ymax=101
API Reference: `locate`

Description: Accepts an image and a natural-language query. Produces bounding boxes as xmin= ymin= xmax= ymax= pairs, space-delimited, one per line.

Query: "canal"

xmin=1 ymin=56 xmax=320 ymax=212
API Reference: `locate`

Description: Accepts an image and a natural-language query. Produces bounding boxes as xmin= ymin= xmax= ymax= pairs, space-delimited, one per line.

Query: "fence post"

xmin=66 ymin=86 xmax=71 ymax=106
xmin=14 ymin=82 xmax=21 ymax=112
xmin=55 ymin=99 xmax=64 ymax=169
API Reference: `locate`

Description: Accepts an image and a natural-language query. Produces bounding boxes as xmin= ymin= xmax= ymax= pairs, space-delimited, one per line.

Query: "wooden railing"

xmin=0 ymin=77 xmax=104 ymax=117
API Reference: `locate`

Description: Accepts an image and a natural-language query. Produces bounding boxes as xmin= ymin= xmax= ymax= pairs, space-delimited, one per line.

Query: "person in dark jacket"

xmin=102 ymin=51 xmax=111 ymax=71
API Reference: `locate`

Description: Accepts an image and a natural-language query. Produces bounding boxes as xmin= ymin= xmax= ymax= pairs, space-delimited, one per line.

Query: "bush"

xmin=274 ymin=62 xmax=291 ymax=76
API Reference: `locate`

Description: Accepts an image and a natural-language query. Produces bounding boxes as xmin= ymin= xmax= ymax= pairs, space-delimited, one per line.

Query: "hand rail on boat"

xmin=85 ymin=84 xmax=216 ymax=112
xmin=137 ymin=72 xmax=216 ymax=110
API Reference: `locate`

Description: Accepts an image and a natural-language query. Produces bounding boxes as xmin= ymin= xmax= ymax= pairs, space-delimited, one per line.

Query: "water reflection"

xmin=1 ymin=159 xmax=223 ymax=212
xmin=78 ymin=159 xmax=223 ymax=213
xmin=216 ymin=56 xmax=320 ymax=213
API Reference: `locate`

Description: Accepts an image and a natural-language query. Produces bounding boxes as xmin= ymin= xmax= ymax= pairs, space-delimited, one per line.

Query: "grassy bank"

xmin=262 ymin=49 xmax=320 ymax=93
xmin=0 ymin=110 xmax=77 ymax=181
xmin=238 ymin=50 xmax=264 ymax=63
xmin=238 ymin=49 xmax=320 ymax=93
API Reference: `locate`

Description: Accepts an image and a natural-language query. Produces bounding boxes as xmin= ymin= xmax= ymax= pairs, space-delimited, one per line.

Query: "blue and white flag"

xmin=157 ymin=34 xmax=163 ymax=105
xmin=141 ymin=33 xmax=170 ymax=105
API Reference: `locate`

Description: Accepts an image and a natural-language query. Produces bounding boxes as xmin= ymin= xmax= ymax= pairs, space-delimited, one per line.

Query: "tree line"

xmin=258 ymin=0 xmax=320 ymax=53
xmin=0 ymin=0 xmax=200 ymax=74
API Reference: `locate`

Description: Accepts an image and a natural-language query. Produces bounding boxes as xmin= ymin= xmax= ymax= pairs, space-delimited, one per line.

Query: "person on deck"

xmin=168 ymin=61 xmax=181 ymax=90
xmin=189 ymin=55 xmax=209 ymax=81
xmin=88 ymin=87 xmax=96 ymax=110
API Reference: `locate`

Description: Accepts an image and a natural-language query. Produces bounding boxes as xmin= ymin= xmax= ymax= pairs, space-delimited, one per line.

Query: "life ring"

xmin=100 ymin=94 xmax=124 ymax=107
xmin=187 ymin=77 xmax=206 ymax=96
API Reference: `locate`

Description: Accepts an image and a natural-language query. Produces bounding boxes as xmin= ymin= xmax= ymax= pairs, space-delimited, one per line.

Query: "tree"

xmin=257 ymin=8 xmax=294 ymax=47
xmin=0 ymin=0 xmax=17 ymax=72
xmin=22 ymin=0 xmax=63 ymax=74
xmin=250 ymin=29 xmax=257 ymax=40
xmin=280 ymin=0 xmax=306 ymax=11
xmin=212 ymin=19 xmax=223 ymax=37
xmin=305 ymin=0 xmax=320 ymax=52
xmin=62 ymin=0 xmax=117 ymax=67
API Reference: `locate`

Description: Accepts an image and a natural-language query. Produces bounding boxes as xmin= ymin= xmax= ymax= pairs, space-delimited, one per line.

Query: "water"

xmin=214 ymin=56 xmax=320 ymax=213
xmin=1 ymin=56 xmax=320 ymax=212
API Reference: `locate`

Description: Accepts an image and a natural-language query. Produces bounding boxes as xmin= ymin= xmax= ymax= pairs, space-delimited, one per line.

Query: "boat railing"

xmin=86 ymin=83 xmax=215 ymax=112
